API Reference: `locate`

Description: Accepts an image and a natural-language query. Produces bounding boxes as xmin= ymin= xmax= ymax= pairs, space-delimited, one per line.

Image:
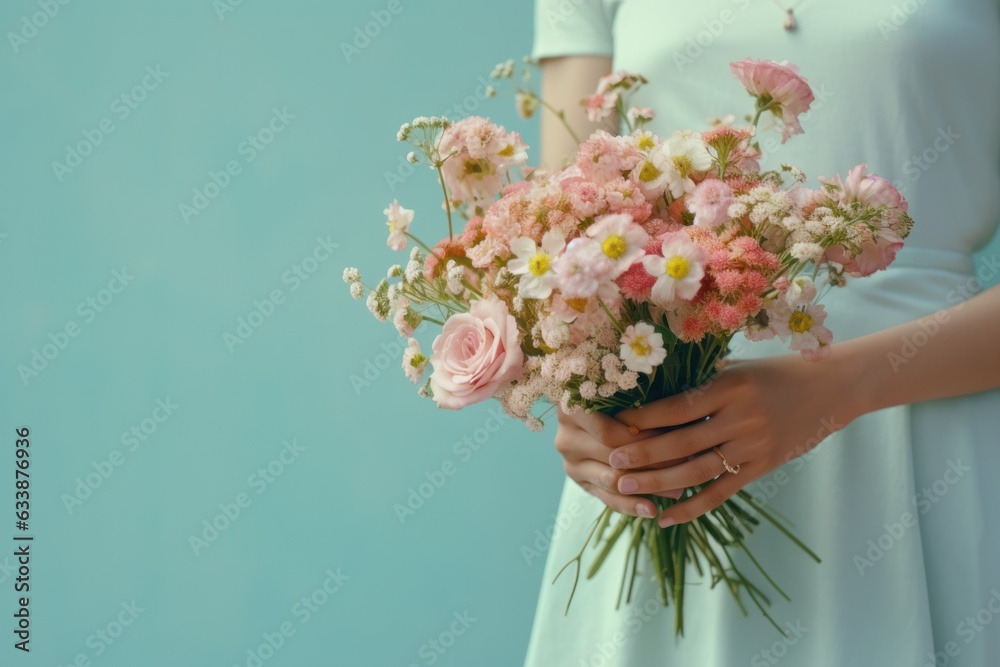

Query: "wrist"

xmin=826 ymin=337 xmax=875 ymax=426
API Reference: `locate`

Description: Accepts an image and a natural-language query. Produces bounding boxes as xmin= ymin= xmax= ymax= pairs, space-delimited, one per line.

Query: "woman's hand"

xmin=611 ymin=352 xmax=862 ymax=527
xmin=554 ymin=409 xmax=687 ymax=519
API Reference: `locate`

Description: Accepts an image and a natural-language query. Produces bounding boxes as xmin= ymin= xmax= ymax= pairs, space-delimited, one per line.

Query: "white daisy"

xmin=619 ymin=322 xmax=667 ymax=374
xmin=507 ymin=229 xmax=566 ymax=299
xmin=641 ymin=232 xmax=707 ymax=307
xmin=585 ymin=213 xmax=650 ymax=278
xmin=661 ymin=130 xmax=713 ymax=198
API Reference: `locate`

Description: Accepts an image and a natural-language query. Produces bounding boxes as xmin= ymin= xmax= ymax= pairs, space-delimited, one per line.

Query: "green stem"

xmin=434 ymin=165 xmax=455 ymax=241
xmin=538 ymin=98 xmax=580 ymax=144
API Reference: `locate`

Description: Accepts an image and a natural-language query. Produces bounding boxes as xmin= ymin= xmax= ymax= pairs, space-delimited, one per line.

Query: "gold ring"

xmin=627 ymin=424 xmax=640 ymax=436
xmin=713 ymin=446 xmax=740 ymax=475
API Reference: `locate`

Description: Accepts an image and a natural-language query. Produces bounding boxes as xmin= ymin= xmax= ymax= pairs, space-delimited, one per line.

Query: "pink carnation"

xmin=575 ymin=132 xmax=642 ymax=185
xmin=730 ymin=59 xmax=815 ymax=143
xmin=687 ymin=179 xmax=735 ymax=229
xmin=584 ymin=92 xmax=618 ymax=123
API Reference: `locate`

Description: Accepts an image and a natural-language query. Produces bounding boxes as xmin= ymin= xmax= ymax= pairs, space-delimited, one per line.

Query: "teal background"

xmin=1 ymin=2 xmax=998 ymax=666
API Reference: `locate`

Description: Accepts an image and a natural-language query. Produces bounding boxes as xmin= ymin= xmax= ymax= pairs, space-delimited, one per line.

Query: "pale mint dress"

xmin=525 ymin=1 xmax=1000 ymax=665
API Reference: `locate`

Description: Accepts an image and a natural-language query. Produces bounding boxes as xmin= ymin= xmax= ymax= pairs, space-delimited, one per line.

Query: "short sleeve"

xmin=531 ymin=0 xmax=617 ymax=60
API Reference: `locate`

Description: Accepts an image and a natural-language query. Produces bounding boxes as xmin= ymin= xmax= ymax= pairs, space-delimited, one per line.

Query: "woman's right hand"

xmin=555 ymin=408 xmax=685 ymax=518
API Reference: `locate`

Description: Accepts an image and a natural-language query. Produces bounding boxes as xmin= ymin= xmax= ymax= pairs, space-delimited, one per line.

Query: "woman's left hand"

xmin=612 ymin=352 xmax=861 ymax=527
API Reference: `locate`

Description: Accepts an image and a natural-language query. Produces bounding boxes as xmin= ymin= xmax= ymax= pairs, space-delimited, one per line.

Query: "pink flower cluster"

xmin=353 ymin=58 xmax=912 ymax=426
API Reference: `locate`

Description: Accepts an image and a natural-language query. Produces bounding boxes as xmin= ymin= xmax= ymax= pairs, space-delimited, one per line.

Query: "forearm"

xmin=834 ymin=284 xmax=1000 ymax=420
xmin=538 ymin=56 xmax=617 ymax=170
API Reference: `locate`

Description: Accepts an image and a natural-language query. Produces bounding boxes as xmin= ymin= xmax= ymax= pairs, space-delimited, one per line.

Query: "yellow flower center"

xmin=409 ymin=353 xmax=427 ymax=367
xmin=528 ymin=252 xmax=551 ymax=276
xmin=638 ymin=161 xmax=661 ymax=183
xmin=629 ymin=338 xmax=652 ymax=356
xmin=498 ymin=145 xmax=515 ymax=158
xmin=601 ymin=235 xmax=627 ymax=259
xmin=665 ymin=256 xmax=690 ymax=279
xmin=638 ymin=136 xmax=655 ymax=151
xmin=671 ymin=154 xmax=694 ymax=178
xmin=788 ymin=311 xmax=813 ymax=334
xmin=565 ymin=297 xmax=589 ymax=312
xmin=465 ymin=159 xmax=494 ymax=177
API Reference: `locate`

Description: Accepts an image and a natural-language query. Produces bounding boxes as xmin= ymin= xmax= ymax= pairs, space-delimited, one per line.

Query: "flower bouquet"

xmin=345 ymin=57 xmax=913 ymax=635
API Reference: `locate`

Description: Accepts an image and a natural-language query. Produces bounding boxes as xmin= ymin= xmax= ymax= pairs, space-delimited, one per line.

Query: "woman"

xmin=524 ymin=1 xmax=1000 ymax=665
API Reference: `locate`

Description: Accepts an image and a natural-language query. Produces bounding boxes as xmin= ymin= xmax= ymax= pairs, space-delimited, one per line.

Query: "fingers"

xmin=608 ymin=418 xmax=728 ymax=470
xmin=562 ymin=408 xmax=645 ymax=448
xmin=565 ymin=459 xmax=658 ymax=518
xmin=656 ymin=471 xmax=747 ymax=527
xmin=616 ymin=446 xmax=737 ymax=496
xmin=616 ymin=385 xmax=725 ymax=431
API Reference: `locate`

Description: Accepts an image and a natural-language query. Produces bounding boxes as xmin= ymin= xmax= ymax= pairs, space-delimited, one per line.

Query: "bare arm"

xmin=841 ymin=283 xmax=1000 ymax=419
xmin=538 ymin=56 xmax=618 ymax=170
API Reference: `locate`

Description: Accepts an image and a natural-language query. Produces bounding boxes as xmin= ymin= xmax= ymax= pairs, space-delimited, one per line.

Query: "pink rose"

xmin=730 ymin=59 xmax=814 ymax=143
xmin=429 ymin=295 xmax=524 ymax=409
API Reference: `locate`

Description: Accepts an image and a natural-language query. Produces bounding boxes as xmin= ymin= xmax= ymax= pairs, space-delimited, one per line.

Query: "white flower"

xmin=661 ymin=130 xmax=713 ymax=198
xmin=402 ymin=338 xmax=428 ymax=384
xmin=349 ymin=282 xmax=364 ymax=300
xmin=789 ymin=242 xmax=824 ymax=263
xmin=342 ymin=267 xmax=360 ymax=283
xmin=539 ymin=315 xmax=570 ymax=349
xmin=585 ymin=213 xmax=649 ymax=278
xmin=785 ymin=276 xmax=817 ymax=307
xmin=387 ymin=264 xmax=402 ymax=278
xmin=629 ymin=145 xmax=674 ymax=199
xmin=384 ymin=200 xmax=414 ymax=251
xmin=445 ymin=260 xmax=465 ymax=295
xmin=508 ymin=230 xmax=566 ymax=299
xmin=627 ymin=106 xmax=655 ymax=126
xmin=767 ymin=300 xmax=833 ymax=360
xmin=641 ymin=232 xmax=707 ymax=307
xmin=619 ymin=322 xmax=666 ymax=374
